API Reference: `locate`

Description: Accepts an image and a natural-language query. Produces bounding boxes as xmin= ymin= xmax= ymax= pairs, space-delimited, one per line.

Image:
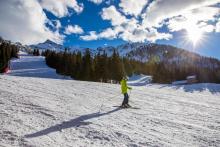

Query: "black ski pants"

xmin=122 ymin=93 xmax=129 ymax=105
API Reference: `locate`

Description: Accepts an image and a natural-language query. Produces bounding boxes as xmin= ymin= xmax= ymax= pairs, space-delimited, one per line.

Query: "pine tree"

xmin=94 ymin=51 xmax=109 ymax=82
xmin=122 ymin=57 xmax=133 ymax=77
xmin=0 ymin=42 xmax=19 ymax=72
xmin=74 ymin=51 xmax=82 ymax=79
xmin=81 ymin=49 xmax=94 ymax=81
xmin=110 ymin=50 xmax=124 ymax=82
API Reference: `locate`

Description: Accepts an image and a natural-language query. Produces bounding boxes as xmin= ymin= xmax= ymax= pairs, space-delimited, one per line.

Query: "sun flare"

xmin=185 ymin=24 xmax=203 ymax=46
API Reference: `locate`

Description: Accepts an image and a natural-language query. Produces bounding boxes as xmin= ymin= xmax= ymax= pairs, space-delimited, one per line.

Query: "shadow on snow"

xmin=24 ymin=107 xmax=121 ymax=138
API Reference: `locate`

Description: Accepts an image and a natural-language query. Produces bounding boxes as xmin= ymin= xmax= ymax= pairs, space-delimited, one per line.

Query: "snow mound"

xmin=170 ymin=83 xmax=220 ymax=93
xmin=128 ymin=74 xmax=152 ymax=86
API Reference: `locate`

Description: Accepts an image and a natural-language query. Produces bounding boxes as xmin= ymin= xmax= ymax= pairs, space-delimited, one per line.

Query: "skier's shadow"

xmin=24 ymin=107 xmax=121 ymax=138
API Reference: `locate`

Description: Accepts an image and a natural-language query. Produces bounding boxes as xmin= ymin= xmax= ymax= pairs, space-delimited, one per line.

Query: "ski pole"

xmin=98 ymin=93 xmax=121 ymax=113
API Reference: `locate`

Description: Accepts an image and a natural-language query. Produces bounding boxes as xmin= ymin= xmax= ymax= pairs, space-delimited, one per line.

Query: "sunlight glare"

xmin=186 ymin=23 xmax=203 ymax=47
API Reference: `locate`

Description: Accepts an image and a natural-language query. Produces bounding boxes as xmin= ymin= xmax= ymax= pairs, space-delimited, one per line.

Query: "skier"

xmin=120 ymin=76 xmax=132 ymax=108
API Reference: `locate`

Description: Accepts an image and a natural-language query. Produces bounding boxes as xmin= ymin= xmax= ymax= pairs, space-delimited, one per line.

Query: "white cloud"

xmin=119 ymin=0 xmax=148 ymax=17
xmin=55 ymin=20 xmax=62 ymax=29
xmin=98 ymin=28 xmax=118 ymax=39
xmin=0 ymin=0 xmax=64 ymax=45
xmin=121 ymin=18 xmax=139 ymax=32
xmin=119 ymin=28 xmax=172 ymax=43
xmin=80 ymin=28 xmax=118 ymax=41
xmin=80 ymin=27 xmax=172 ymax=42
xmin=105 ymin=0 xmax=113 ymax=5
xmin=167 ymin=6 xmax=219 ymax=33
xmin=39 ymin=0 xmax=83 ymax=17
xmin=80 ymin=31 xmax=98 ymax=41
xmin=82 ymin=4 xmax=173 ymax=42
xmin=216 ymin=19 xmax=220 ymax=32
xmin=64 ymin=25 xmax=84 ymax=34
xmin=80 ymin=26 xmax=123 ymax=41
xmin=167 ymin=16 xmax=187 ymax=32
xmin=186 ymin=6 xmax=220 ymax=21
xmin=81 ymin=0 xmax=220 ymax=43
xmin=198 ymin=22 xmax=215 ymax=33
xmin=101 ymin=6 xmax=128 ymax=26
xmin=143 ymin=0 xmax=220 ymax=27
xmin=80 ymin=23 xmax=172 ymax=42
xmin=88 ymin=0 xmax=103 ymax=5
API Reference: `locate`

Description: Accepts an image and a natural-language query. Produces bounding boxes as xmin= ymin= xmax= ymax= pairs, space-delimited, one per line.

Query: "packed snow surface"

xmin=8 ymin=51 xmax=69 ymax=79
xmin=0 ymin=52 xmax=220 ymax=147
xmin=128 ymin=74 xmax=152 ymax=86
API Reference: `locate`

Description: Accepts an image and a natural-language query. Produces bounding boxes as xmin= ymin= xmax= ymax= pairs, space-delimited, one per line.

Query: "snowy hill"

xmin=30 ymin=40 xmax=65 ymax=51
xmin=1 ymin=52 xmax=220 ymax=146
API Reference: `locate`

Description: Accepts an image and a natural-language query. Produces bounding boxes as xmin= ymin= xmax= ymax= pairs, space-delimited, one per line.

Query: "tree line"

xmin=33 ymin=49 xmax=40 ymax=56
xmin=127 ymin=44 xmax=220 ymax=83
xmin=0 ymin=42 xmax=19 ymax=73
xmin=150 ymin=61 xmax=220 ymax=83
xmin=42 ymin=49 xmax=148 ymax=83
xmin=42 ymin=49 xmax=220 ymax=84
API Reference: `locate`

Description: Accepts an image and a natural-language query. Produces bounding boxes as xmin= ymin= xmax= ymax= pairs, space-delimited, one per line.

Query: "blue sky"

xmin=0 ymin=0 xmax=220 ymax=59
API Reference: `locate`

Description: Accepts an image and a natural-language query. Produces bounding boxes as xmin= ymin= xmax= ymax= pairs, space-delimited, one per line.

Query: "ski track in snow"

xmin=0 ymin=52 xmax=220 ymax=147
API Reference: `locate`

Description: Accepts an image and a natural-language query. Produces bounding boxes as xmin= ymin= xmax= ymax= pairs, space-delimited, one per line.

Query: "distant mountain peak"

xmin=30 ymin=39 xmax=64 ymax=51
xmin=44 ymin=39 xmax=53 ymax=43
xmin=43 ymin=39 xmax=60 ymax=45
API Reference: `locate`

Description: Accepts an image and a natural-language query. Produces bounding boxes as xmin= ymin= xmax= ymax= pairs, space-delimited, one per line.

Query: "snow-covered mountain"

xmin=30 ymin=39 xmax=98 ymax=54
xmin=30 ymin=40 xmax=147 ymax=56
xmin=29 ymin=40 xmax=220 ymax=69
xmin=98 ymin=43 xmax=220 ymax=69
xmin=30 ymin=39 xmax=65 ymax=51
xmin=127 ymin=44 xmax=220 ymax=68
xmin=97 ymin=42 xmax=146 ymax=56
xmin=28 ymin=40 xmax=212 ymax=60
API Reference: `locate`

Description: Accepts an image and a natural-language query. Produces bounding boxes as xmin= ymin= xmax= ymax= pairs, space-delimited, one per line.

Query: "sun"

xmin=185 ymin=24 xmax=203 ymax=47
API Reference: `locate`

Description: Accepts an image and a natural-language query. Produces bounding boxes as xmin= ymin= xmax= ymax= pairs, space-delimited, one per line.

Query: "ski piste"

xmin=1 ymin=52 xmax=220 ymax=146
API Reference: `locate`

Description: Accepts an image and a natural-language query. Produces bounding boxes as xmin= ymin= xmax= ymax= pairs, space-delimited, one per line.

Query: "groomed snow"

xmin=0 ymin=52 xmax=220 ymax=147
xmin=128 ymin=74 xmax=152 ymax=86
xmin=8 ymin=51 xmax=70 ymax=79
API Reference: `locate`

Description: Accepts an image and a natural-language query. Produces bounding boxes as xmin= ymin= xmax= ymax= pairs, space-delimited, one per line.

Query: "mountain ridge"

xmin=29 ymin=40 xmax=220 ymax=68
xmin=28 ymin=39 xmax=204 ymax=58
xmin=1 ymin=37 xmax=220 ymax=66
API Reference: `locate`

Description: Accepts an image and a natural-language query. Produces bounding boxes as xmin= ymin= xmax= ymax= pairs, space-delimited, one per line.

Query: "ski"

xmin=113 ymin=106 xmax=140 ymax=109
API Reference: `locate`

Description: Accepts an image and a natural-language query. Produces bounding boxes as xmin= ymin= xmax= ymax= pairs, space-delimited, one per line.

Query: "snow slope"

xmin=1 ymin=52 xmax=220 ymax=147
xmin=9 ymin=51 xmax=69 ymax=79
xmin=128 ymin=74 xmax=152 ymax=86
